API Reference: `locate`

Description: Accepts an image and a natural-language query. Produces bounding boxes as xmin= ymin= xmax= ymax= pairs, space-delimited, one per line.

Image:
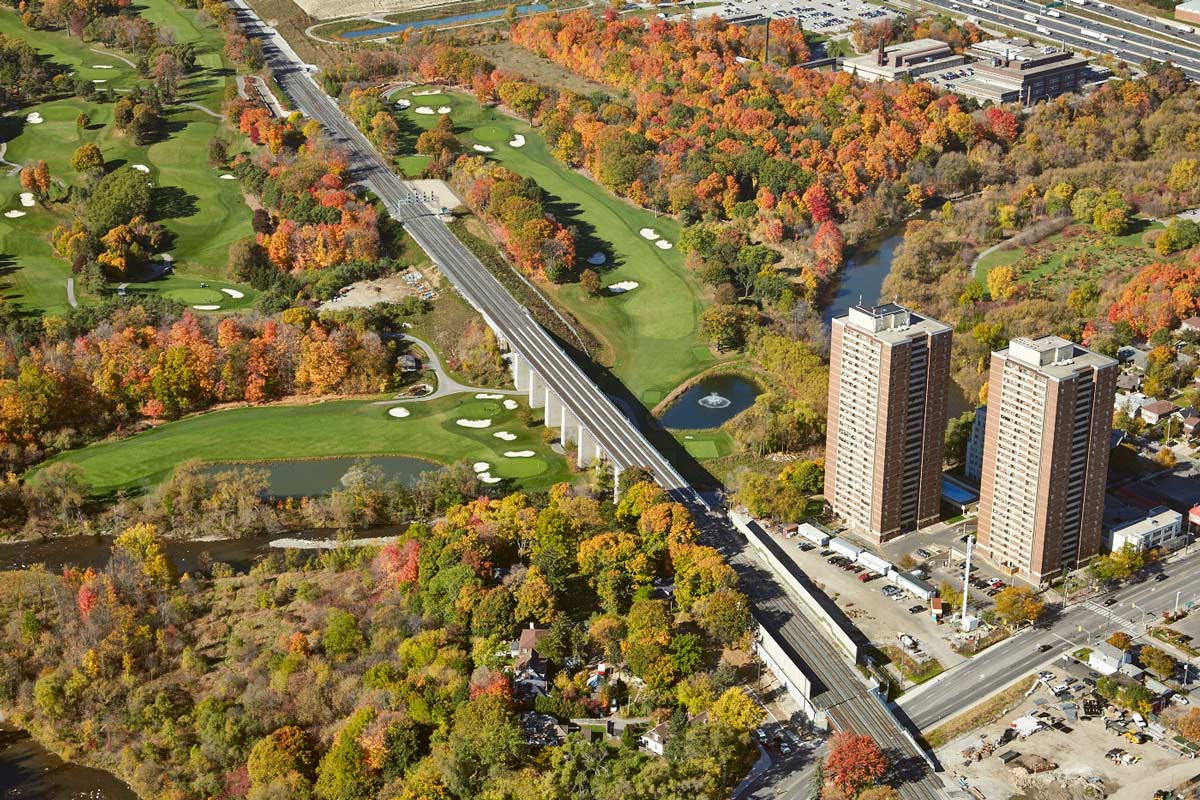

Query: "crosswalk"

xmin=1081 ymin=600 xmax=1140 ymax=633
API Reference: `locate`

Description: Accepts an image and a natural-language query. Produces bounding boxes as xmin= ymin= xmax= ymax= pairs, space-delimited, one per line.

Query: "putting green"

xmin=31 ymin=392 xmax=570 ymax=495
xmin=473 ymin=125 xmax=506 ymax=143
xmin=392 ymin=86 xmax=724 ymax=402
xmin=165 ymin=287 xmax=226 ymax=305
xmin=456 ymin=399 xmax=504 ymax=418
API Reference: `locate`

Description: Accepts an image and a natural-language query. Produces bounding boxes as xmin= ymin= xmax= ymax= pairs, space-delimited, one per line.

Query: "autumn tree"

xmin=248 ymin=726 xmax=318 ymax=797
xmin=70 ymin=143 xmax=104 ymax=176
xmin=1139 ymin=644 xmax=1176 ymax=680
xmin=825 ymin=733 xmax=887 ymax=796
xmin=19 ymin=160 xmax=51 ymax=205
xmin=993 ymin=586 xmax=1044 ymax=628
xmin=710 ymin=687 xmax=763 ymax=732
xmin=1106 ymin=632 xmax=1133 ymax=651
xmin=986 ymin=265 xmax=1017 ymax=301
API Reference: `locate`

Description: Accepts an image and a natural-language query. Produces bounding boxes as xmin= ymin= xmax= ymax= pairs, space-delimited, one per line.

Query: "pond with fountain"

xmin=657 ymin=373 xmax=761 ymax=430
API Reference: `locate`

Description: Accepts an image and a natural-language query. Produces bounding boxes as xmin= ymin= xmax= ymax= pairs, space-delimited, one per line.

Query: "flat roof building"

xmin=825 ymin=303 xmax=952 ymax=542
xmin=841 ymin=37 xmax=966 ymax=82
xmin=1110 ymin=507 xmax=1184 ymax=554
xmin=1176 ymin=0 xmax=1200 ymax=26
xmin=976 ymin=336 xmax=1117 ymax=584
xmin=958 ymin=39 xmax=1088 ymax=105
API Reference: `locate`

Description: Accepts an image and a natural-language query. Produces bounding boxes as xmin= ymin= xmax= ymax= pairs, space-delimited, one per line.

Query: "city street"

xmin=898 ymin=550 xmax=1200 ymax=730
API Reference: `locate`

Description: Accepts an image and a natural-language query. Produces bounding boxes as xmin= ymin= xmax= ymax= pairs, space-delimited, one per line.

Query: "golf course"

xmin=33 ymin=392 xmax=570 ymax=496
xmin=391 ymin=86 xmax=722 ymax=406
xmin=0 ymin=1 xmax=256 ymax=315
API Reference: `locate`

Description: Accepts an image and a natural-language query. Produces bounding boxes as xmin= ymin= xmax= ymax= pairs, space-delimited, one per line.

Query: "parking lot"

xmin=692 ymin=0 xmax=897 ymax=36
xmin=773 ymin=532 xmax=968 ymax=671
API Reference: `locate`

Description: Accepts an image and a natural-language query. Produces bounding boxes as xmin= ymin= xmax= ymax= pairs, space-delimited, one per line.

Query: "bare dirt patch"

xmin=319 ymin=268 xmax=439 ymax=311
xmin=472 ymin=41 xmax=616 ymax=97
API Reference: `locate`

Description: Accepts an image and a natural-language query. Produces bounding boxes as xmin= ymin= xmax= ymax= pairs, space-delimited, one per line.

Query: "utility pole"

xmin=960 ymin=535 xmax=975 ymax=629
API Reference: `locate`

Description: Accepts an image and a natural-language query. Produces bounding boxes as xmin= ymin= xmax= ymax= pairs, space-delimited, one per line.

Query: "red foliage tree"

xmin=825 ymin=733 xmax=888 ymax=796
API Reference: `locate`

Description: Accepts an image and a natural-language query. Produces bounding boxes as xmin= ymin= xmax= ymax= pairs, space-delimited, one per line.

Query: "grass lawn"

xmin=0 ymin=2 xmax=255 ymax=316
xmin=673 ymin=429 xmax=734 ymax=462
xmin=392 ymin=86 xmax=721 ymax=404
xmin=31 ymin=392 xmax=569 ymax=496
xmin=975 ymin=219 xmax=1163 ymax=289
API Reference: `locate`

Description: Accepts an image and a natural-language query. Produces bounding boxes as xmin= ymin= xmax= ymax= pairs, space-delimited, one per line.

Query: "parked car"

xmin=908 ymin=605 xmax=925 ymax=614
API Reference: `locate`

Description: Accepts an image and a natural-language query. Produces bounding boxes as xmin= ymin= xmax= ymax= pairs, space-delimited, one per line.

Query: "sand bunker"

xmin=476 ymin=393 xmax=504 ymax=399
xmin=395 ymin=99 xmax=411 ymax=109
xmin=504 ymin=450 xmax=535 ymax=458
xmin=221 ymin=288 xmax=245 ymax=299
xmin=638 ymin=228 xmax=660 ymax=240
xmin=472 ymin=144 xmax=494 ymax=153
xmin=493 ymin=431 xmax=517 ymax=441
xmin=508 ymin=134 xmax=526 ymax=148
xmin=478 ymin=472 xmax=501 ymax=484
xmin=412 ymin=89 xmax=442 ymax=96
xmin=456 ymin=418 xmax=491 ymax=428
xmin=655 ymin=240 xmax=673 ymax=250
xmin=503 ymin=399 xmax=519 ymax=410
xmin=473 ymin=462 xmax=490 ymax=473
xmin=387 ymin=407 xmax=411 ymax=418
xmin=436 ymin=106 xmax=451 ymax=114
xmin=92 ymin=79 xmax=106 ymax=84
xmin=219 ymin=174 xmax=236 ymax=180
xmin=19 ymin=193 xmax=35 ymax=207
xmin=414 ymin=106 xmax=435 ymax=115
xmin=587 ymin=252 xmax=607 ymax=265
xmin=93 ymin=64 xmax=114 ymax=69
xmin=3 ymin=210 xmax=25 ymax=218
xmin=25 ymin=112 xmax=43 ymax=124
xmin=131 ymin=164 xmax=150 ymax=173
xmin=192 ymin=304 xmax=221 ymax=310
xmin=607 ymin=281 xmax=639 ymax=294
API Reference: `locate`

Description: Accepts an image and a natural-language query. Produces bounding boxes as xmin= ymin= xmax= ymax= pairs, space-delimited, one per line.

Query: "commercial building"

xmin=841 ymin=37 xmax=965 ymax=82
xmin=825 ymin=303 xmax=952 ymax=542
xmin=976 ymin=336 xmax=1117 ymax=584
xmin=1109 ymin=507 xmax=1184 ymax=554
xmin=1176 ymin=0 xmax=1200 ymax=26
xmin=956 ymin=39 xmax=1088 ymax=105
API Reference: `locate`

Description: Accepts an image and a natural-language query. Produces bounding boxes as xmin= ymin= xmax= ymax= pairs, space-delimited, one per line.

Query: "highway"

xmin=899 ymin=554 xmax=1200 ymax=730
xmin=919 ymin=0 xmax=1200 ymax=81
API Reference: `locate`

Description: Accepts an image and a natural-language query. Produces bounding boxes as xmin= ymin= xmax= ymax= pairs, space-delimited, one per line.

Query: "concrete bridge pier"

xmin=528 ymin=371 xmax=546 ymax=409
xmin=511 ymin=353 xmax=531 ymax=392
xmin=576 ymin=426 xmax=605 ymax=469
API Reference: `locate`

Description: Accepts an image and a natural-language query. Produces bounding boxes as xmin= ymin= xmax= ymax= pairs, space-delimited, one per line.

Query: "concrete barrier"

xmin=731 ymin=511 xmax=861 ymax=662
xmin=753 ymin=620 xmax=823 ymax=727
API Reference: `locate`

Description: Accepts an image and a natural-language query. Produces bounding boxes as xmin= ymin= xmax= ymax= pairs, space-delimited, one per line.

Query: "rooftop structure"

xmin=841 ymin=37 xmax=965 ymax=82
xmin=1110 ymin=507 xmax=1184 ymax=553
xmin=957 ymin=39 xmax=1088 ymax=105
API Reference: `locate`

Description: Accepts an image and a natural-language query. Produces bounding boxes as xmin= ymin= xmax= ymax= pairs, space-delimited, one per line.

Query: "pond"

xmin=201 ymin=455 xmax=440 ymax=499
xmin=658 ymin=374 xmax=761 ymax=430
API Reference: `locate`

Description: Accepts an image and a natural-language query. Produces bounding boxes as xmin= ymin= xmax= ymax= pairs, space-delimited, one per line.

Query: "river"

xmin=0 ymin=725 xmax=139 ymax=800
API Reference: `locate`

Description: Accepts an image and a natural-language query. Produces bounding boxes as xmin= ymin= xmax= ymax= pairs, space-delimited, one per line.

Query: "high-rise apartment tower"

xmin=976 ymin=336 xmax=1117 ymax=583
xmin=824 ymin=303 xmax=952 ymax=542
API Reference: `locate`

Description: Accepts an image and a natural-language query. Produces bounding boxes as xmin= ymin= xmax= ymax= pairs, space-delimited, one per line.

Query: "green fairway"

xmin=392 ymin=86 xmax=721 ymax=404
xmin=32 ymin=392 xmax=570 ymax=495
xmin=0 ymin=3 xmax=254 ymax=315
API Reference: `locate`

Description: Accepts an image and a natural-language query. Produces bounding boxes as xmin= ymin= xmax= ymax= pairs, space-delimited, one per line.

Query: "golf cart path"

xmin=66 ymin=278 xmax=78 ymax=308
xmin=373 ymin=334 xmax=521 ymax=403
xmin=88 ymin=47 xmax=136 ymax=68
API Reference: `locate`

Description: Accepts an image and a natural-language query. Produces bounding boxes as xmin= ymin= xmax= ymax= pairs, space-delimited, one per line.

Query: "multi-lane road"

xmin=919 ymin=0 xmax=1200 ymax=81
xmin=899 ymin=554 xmax=1200 ymax=730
